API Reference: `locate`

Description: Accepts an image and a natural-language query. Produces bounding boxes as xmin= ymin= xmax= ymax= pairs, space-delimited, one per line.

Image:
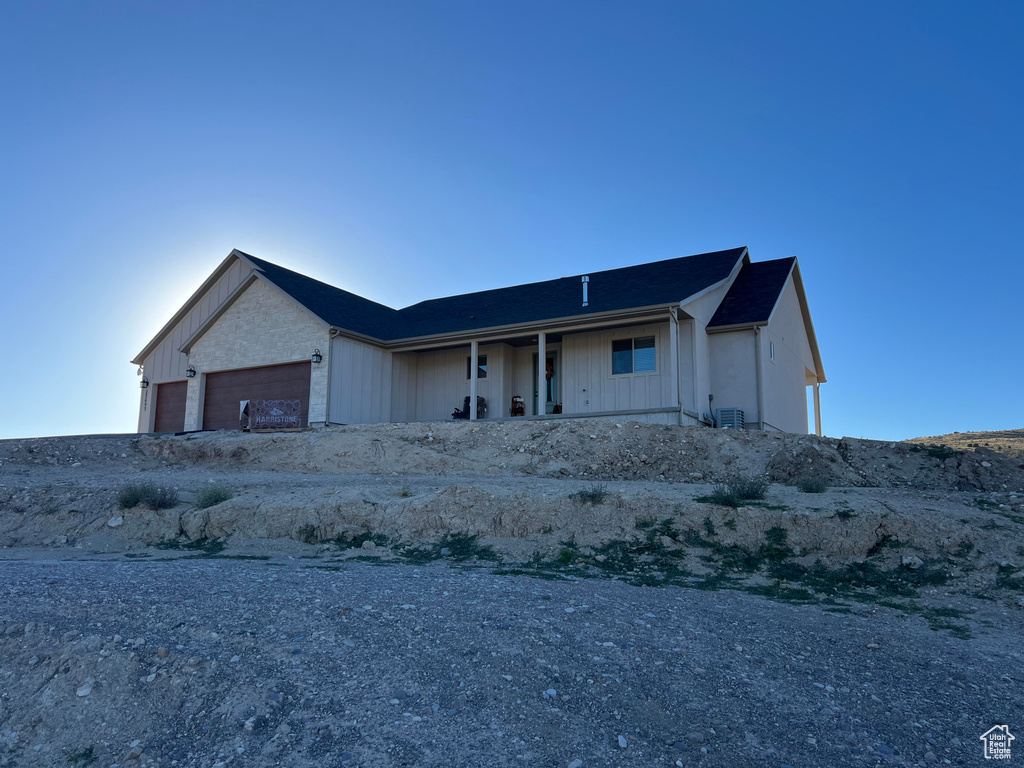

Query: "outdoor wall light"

xmin=140 ymin=377 xmax=150 ymax=389
xmin=186 ymin=365 xmax=197 ymax=378
xmin=311 ymin=349 xmax=323 ymax=364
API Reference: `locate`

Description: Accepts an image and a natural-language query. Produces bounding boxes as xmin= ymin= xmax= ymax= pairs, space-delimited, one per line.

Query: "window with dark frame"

xmin=466 ymin=354 xmax=488 ymax=379
xmin=612 ymin=336 xmax=655 ymax=375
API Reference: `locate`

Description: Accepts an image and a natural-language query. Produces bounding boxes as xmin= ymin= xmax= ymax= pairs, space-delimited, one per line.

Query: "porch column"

xmin=669 ymin=308 xmax=680 ymax=425
xmin=813 ymin=382 xmax=822 ymax=436
xmin=536 ymin=332 xmax=546 ymax=416
xmin=469 ymin=340 xmax=479 ymax=421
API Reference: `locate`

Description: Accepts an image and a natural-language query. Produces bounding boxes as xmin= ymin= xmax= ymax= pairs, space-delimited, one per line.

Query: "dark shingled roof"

xmin=707 ymin=257 xmax=795 ymax=328
xmin=242 ymin=253 xmax=406 ymax=339
xmin=243 ymin=247 xmax=747 ymax=341
xmin=396 ymin=248 xmax=745 ymax=338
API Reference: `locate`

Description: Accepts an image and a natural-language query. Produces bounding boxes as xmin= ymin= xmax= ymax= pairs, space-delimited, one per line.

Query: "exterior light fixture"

xmin=186 ymin=364 xmax=196 ymax=378
xmin=140 ymin=377 xmax=150 ymax=389
xmin=311 ymin=349 xmax=323 ymax=364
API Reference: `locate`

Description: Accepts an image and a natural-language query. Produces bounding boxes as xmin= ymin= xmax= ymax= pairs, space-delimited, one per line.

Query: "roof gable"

xmin=240 ymin=252 xmax=405 ymax=339
xmin=707 ymin=257 xmax=795 ymax=328
xmin=706 ymin=256 xmax=825 ymax=382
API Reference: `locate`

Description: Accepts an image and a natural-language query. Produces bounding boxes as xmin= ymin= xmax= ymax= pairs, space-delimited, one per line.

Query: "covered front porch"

xmin=386 ymin=310 xmax=704 ymax=427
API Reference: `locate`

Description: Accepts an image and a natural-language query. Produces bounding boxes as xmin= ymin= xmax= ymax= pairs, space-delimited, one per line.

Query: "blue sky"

xmin=1 ymin=2 xmax=1021 ymax=441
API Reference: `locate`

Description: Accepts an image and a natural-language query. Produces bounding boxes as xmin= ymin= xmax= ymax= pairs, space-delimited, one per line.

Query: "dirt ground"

xmin=1 ymin=420 xmax=1022 ymax=575
xmin=1 ymin=421 xmax=1023 ymax=766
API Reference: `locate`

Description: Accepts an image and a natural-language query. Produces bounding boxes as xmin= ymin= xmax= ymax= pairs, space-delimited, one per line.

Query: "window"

xmin=770 ymin=341 xmax=775 ymax=362
xmin=612 ymin=336 xmax=655 ymax=374
xmin=466 ymin=354 xmax=487 ymax=379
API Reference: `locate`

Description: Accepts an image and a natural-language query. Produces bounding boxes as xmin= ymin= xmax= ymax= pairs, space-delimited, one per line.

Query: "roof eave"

xmin=382 ymin=302 xmax=681 ymax=350
xmin=705 ymin=321 xmax=768 ymax=334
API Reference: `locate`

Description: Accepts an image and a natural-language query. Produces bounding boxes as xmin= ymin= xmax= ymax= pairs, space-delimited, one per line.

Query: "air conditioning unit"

xmin=716 ymin=408 xmax=744 ymax=429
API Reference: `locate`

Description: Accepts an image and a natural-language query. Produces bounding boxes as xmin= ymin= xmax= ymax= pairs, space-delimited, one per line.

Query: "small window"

xmin=612 ymin=339 xmax=633 ymax=375
xmin=466 ymin=354 xmax=487 ymax=379
xmin=770 ymin=341 xmax=775 ymax=362
xmin=612 ymin=336 xmax=656 ymax=374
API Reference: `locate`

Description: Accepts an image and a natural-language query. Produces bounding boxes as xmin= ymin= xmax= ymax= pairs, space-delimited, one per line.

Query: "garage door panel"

xmin=153 ymin=381 xmax=187 ymax=433
xmin=261 ymin=377 xmax=310 ymax=400
xmin=202 ymin=362 xmax=311 ymax=431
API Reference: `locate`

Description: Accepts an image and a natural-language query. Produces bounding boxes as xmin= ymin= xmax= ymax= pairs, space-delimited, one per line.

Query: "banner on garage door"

xmin=250 ymin=399 xmax=302 ymax=429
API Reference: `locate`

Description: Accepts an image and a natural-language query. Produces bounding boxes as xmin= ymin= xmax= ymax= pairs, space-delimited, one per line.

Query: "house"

xmin=131 ymin=246 xmax=826 ymax=435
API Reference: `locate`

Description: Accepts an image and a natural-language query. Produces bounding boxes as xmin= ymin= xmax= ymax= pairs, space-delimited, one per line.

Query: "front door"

xmin=532 ymin=352 xmax=559 ymax=415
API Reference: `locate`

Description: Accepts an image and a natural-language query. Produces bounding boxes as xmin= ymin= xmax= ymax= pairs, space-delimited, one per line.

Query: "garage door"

xmin=153 ymin=381 xmax=187 ymax=433
xmin=202 ymin=362 xmax=311 ymax=431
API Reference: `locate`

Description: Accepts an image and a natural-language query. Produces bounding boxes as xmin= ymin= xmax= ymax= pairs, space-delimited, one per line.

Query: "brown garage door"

xmin=202 ymin=362 xmax=311 ymax=431
xmin=153 ymin=381 xmax=187 ymax=433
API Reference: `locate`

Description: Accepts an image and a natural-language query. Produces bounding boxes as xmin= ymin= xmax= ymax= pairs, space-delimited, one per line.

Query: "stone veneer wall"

xmin=183 ymin=279 xmax=331 ymax=430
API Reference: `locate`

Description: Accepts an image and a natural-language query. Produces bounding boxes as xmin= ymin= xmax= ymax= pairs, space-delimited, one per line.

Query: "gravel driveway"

xmin=1 ymin=558 xmax=1021 ymax=768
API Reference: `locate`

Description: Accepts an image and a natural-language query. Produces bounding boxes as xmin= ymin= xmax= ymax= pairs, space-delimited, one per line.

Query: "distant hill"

xmin=908 ymin=428 xmax=1024 ymax=458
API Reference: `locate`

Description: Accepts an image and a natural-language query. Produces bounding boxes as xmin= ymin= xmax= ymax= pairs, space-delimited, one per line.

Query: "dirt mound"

xmin=909 ymin=427 xmax=1024 ymax=459
xmin=2 ymin=421 xmax=1024 ymax=599
xmin=120 ymin=420 xmax=1024 ymax=492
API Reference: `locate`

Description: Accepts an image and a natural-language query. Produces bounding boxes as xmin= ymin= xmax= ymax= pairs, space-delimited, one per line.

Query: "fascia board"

xmin=131 ymin=251 xmax=242 ymax=365
xmin=705 ymin=322 xmax=765 ymax=335
xmin=789 ymin=260 xmax=827 ymax=383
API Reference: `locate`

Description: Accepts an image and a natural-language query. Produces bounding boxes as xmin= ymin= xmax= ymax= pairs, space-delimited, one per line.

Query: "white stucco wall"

xmin=706 ymin=274 xmax=816 ymax=434
xmin=708 ymin=329 xmax=759 ymax=425
xmin=679 ymin=282 xmax=731 ymax=422
xmin=761 ymin=274 xmax=814 ymax=433
xmin=183 ymin=279 xmax=331 ymax=430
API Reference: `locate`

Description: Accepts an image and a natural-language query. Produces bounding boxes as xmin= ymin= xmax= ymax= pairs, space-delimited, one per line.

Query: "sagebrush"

xmin=571 ymin=484 xmax=608 ymax=505
xmin=195 ymin=484 xmax=233 ymax=509
xmin=117 ymin=483 xmax=178 ymax=510
xmin=796 ymin=476 xmax=829 ymax=493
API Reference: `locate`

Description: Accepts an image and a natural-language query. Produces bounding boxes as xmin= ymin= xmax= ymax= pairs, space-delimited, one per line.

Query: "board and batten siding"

xmin=560 ymin=322 xmax=673 ymax=414
xmin=328 ymin=335 xmax=393 ymax=425
xmin=144 ymin=259 xmax=252 ymax=383
xmin=390 ymin=352 xmax=418 ymax=423
xmin=411 ymin=343 xmax=510 ymax=421
xmin=138 ymin=257 xmax=254 ymax=431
